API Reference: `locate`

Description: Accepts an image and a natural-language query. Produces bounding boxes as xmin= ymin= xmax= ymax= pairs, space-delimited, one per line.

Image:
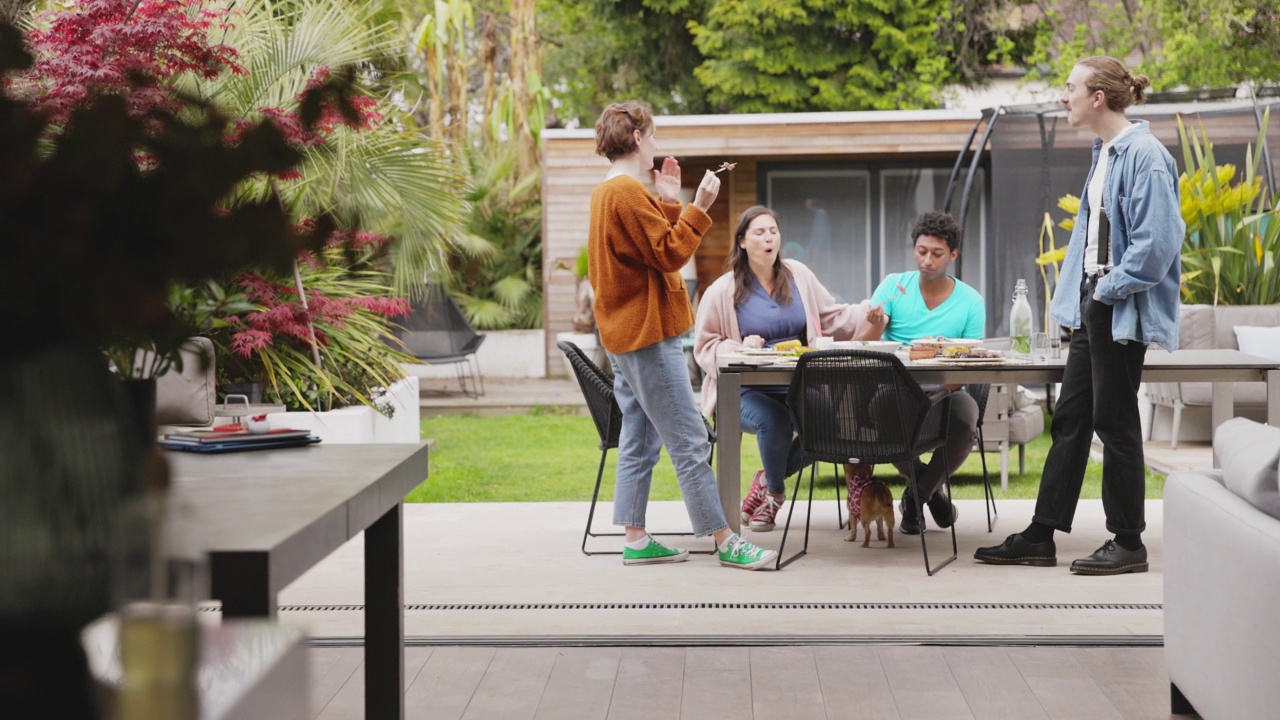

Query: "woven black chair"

xmin=967 ymin=383 xmax=999 ymax=532
xmin=394 ymin=286 xmax=485 ymax=398
xmin=557 ymin=340 xmax=716 ymax=556
xmin=778 ymin=349 xmax=956 ymax=574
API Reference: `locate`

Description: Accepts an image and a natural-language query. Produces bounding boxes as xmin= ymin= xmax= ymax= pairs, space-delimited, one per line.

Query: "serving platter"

xmin=910 ymin=337 xmax=985 ymax=348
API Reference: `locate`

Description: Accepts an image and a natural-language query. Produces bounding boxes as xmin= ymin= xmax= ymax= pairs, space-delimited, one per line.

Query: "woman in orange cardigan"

xmin=588 ymin=101 xmax=775 ymax=570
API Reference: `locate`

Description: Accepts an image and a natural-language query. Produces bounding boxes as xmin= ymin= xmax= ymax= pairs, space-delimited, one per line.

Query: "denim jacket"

xmin=1049 ymin=121 xmax=1184 ymax=350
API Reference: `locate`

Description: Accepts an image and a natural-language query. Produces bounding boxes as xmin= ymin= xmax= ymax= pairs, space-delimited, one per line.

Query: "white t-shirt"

xmin=1084 ymin=122 xmax=1139 ymax=276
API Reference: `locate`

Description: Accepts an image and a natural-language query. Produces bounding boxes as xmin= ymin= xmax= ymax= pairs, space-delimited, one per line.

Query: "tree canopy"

xmin=540 ymin=0 xmax=1044 ymax=124
xmin=1025 ymin=0 xmax=1280 ymax=90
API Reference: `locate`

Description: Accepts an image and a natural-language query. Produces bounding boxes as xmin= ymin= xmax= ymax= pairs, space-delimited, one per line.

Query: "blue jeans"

xmin=608 ymin=337 xmax=729 ymax=537
xmin=740 ymin=390 xmax=804 ymax=494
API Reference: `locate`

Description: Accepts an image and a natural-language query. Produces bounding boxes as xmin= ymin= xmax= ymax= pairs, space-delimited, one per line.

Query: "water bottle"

xmin=1010 ymin=279 xmax=1034 ymax=358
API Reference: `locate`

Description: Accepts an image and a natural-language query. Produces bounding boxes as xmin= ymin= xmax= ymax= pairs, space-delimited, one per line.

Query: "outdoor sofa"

xmin=1146 ymin=304 xmax=1280 ymax=447
xmin=1164 ymin=417 xmax=1280 ymax=719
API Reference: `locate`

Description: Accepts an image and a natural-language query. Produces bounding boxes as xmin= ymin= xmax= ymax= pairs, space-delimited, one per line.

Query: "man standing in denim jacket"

xmin=976 ymin=56 xmax=1184 ymax=575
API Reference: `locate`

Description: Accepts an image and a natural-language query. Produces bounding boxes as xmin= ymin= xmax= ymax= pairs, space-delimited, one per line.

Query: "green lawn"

xmin=406 ymin=407 xmax=1165 ymax=503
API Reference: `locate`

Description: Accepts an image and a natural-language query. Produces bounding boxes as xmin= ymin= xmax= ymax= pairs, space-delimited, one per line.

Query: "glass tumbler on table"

xmin=1030 ymin=332 xmax=1051 ymax=364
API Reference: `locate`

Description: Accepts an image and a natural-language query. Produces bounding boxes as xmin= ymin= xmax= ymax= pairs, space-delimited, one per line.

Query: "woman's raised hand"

xmin=653 ymin=156 xmax=681 ymax=203
xmin=693 ymin=169 xmax=720 ymax=212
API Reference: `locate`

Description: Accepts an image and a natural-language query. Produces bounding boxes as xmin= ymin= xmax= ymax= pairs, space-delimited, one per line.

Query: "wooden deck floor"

xmin=307 ymin=644 xmax=1190 ymax=720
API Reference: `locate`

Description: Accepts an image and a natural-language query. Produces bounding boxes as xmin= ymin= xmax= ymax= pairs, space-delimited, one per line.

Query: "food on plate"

xmin=772 ymin=339 xmax=802 ymax=352
xmin=941 ymin=346 xmax=1003 ymax=359
xmin=908 ymin=346 xmax=938 ymax=360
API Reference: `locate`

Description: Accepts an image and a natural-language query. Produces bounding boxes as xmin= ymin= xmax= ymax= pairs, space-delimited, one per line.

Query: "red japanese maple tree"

xmin=12 ymin=0 xmax=242 ymax=124
xmin=12 ymin=0 xmax=412 ymax=410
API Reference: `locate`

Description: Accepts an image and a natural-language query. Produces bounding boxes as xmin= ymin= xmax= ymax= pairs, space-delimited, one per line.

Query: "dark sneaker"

xmin=927 ymin=492 xmax=958 ymax=528
xmin=974 ymin=533 xmax=1057 ymax=567
xmin=899 ymin=492 xmax=922 ymax=535
xmin=1070 ymin=539 xmax=1148 ymax=575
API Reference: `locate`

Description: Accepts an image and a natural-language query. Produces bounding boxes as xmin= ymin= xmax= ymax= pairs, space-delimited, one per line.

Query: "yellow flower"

xmin=1256 ymin=234 xmax=1264 ymax=265
xmin=1057 ymin=194 xmax=1080 ymax=215
xmin=1036 ymin=246 xmax=1067 ymax=265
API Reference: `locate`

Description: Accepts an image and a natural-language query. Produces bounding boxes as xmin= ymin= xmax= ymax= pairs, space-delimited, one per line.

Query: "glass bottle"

xmin=1010 ymin=279 xmax=1035 ymax=358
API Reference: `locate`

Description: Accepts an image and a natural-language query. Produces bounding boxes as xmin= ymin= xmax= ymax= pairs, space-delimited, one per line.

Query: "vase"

xmin=120 ymin=378 xmax=158 ymax=447
xmin=1 ymin=346 xmax=143 ymax=716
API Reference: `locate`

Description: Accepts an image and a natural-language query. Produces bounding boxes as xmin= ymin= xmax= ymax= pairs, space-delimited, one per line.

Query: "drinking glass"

xmin=1030 ymin=332 xmax=1051 ymax=364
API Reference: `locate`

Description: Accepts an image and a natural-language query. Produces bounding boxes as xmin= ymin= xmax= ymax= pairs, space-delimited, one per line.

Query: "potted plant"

xmin=0 ymin=18 xmax=349 ymax=703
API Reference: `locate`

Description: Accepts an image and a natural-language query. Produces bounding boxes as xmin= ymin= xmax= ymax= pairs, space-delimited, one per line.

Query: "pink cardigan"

xmin=693 ymin=259 xmax=876 ymax=417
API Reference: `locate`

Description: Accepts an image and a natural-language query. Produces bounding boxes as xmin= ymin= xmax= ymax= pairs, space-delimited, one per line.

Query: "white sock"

xmin=626 ymin=535 xmax=651 ymax=550
xmin=718 ymin=534 xmax=739 ymax=553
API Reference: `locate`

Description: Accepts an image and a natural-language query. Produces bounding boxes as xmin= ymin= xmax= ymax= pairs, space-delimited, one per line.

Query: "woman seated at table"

xmin=694 ymin=206 xmax=888 ymax=531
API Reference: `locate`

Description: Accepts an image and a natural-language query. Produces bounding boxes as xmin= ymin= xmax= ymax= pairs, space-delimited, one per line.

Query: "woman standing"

xmin=694 ymin=206 xmax=887 ymax=531
xmin=589 ymin=101 xmax=775 ymax=570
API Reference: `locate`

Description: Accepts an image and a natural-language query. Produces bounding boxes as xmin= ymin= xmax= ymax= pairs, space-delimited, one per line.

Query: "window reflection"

xmin=765 ymin=170 xmax=871 ymax=303
xmin=762 ymin=164 xmax=987 ymax=304
xmin=881 ymin=168 xmax=986 ymax=291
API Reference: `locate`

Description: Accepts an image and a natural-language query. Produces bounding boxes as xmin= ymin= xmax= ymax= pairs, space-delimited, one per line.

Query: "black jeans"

xmin=1033 ymin=279 xmax=1148 ymax=535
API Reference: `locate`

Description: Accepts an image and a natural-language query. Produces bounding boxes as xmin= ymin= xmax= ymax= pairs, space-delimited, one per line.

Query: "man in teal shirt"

xmin=868 ymin=211 xmax=984 ymax=535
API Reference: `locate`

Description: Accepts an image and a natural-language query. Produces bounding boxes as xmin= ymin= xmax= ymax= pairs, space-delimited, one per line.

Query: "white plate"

xmin=740 ymin=348 xmax=789 ymax=356
xmin=910 ymin=337 xmax=985 ymax=348
xmin=725 ymin=357 xmax=775 ymax=366
xmin=830 ymin=340 xmax=902 ymax=354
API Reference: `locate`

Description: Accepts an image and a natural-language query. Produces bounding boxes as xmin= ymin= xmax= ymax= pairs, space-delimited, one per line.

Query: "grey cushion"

xmin=153 ymin=337 xmax=216 ymax=426
xmin=1006 ymin=406 xmax=1044 ymax=444
xmin=1215 ymin=418 xmax=1280 ymax=519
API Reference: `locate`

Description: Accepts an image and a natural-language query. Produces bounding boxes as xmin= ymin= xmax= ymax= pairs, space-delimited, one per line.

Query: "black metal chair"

xmin=557 ymin=340 xmax=715 ymax=555
xmin=967 ymin=383 xmax=999 ymax=532
xmin=394 ymin=286 xmax=485 ymax=398
xmin=777 ymin=349 xmax=956 ymax=574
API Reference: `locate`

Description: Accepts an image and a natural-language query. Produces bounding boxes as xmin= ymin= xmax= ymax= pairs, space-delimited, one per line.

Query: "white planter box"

xmin=213 ymin=376 xmax=421 ymax=444
xmin=402 ymin=329 xmax=546 ymax=380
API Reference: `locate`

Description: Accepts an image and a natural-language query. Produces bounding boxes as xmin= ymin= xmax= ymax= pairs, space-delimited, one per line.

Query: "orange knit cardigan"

xmin=587 ymin=175 xmax=712 ymax=354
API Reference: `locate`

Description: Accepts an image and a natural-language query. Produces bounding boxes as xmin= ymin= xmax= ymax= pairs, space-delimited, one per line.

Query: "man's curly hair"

xmin=910 ymin=211 xmax=962 ymax=252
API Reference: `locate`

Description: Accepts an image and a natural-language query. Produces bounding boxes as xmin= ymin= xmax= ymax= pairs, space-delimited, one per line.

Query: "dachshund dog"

xmin=843 ymin=464 xmax=895 ymax=548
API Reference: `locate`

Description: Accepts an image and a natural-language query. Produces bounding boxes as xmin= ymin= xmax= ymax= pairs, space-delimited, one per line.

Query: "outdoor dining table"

xmin=715 ymin=348 xmax=1280 ymax=533
xmin=165 ymin=441 xmax=430 ymax=720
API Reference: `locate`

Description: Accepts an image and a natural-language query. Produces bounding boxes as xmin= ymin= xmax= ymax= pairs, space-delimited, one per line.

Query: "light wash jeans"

xmin=740 ymin=389 xmax=805 ymax=495
xmin=608 ymin=337 xmax=728 ymax=537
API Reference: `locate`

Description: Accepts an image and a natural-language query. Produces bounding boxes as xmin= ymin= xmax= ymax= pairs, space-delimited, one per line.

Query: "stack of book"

xmin=158 ymin=427 xmax=320 ymax=454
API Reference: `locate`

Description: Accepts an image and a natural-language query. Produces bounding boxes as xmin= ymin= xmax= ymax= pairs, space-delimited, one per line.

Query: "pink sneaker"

xmin=749 ymin=494 xmax=785 ymax=532
xmin=740 ymin=470 xmax=767 ymax=523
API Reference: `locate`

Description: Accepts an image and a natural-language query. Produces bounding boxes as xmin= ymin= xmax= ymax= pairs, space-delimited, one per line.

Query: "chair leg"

xmin=582 ymin=448 xmax=712 ymax=556
xmin=1170 ymin=402 xmax=1182 ymax=450
xmin=1018 ymin=443 xmax=1026 ymax=475
xmin=908 ymin=452 xmax=957 ymax=576
xmin=582 ymin=449 xmax=618 ymax=555
xmin=470 ymin=356 xmax=485 ymax=397
xmin=978 ymin=428 xmax=997 ymax=532
xmin=999 ymin=441 xmax=1010 ymax=490
xmin=775 ymin=464 xmax=817 ymax=570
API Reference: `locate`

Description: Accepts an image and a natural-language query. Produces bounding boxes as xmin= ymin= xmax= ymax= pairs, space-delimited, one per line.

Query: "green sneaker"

xmin=718 ymin=534 xmax=777 ymax=570
xmin=622 ymin=537 xmax=689 ymax=566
